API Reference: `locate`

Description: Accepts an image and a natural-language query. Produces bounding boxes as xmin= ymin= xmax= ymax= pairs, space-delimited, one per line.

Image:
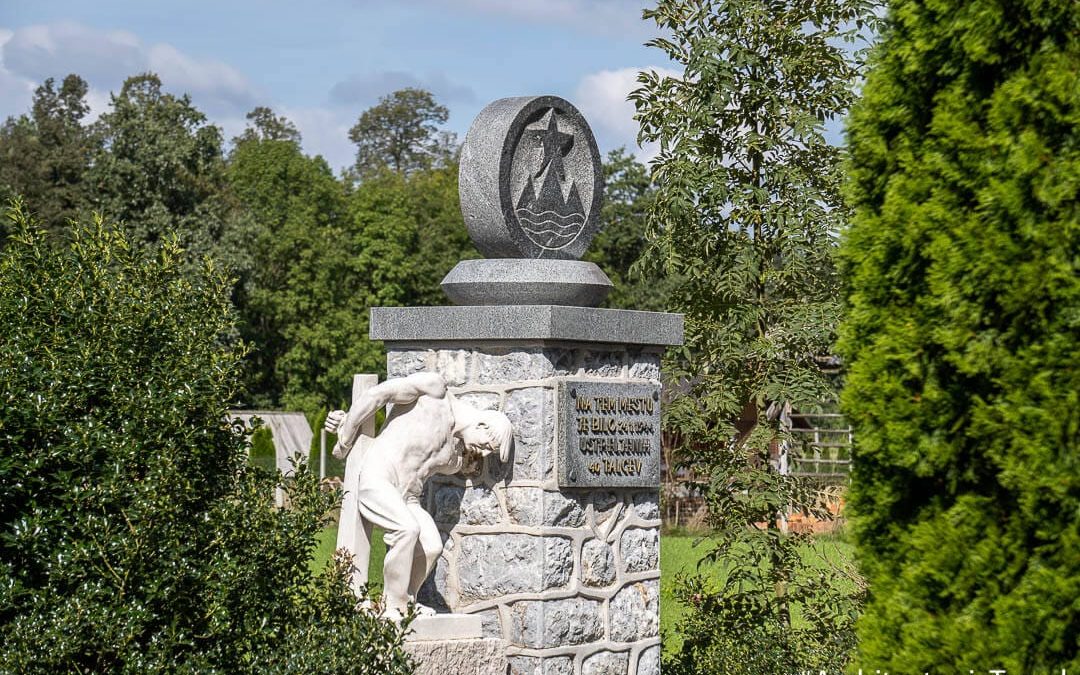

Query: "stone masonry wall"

xmin=386 ymin=342 xmax=662 ymax=675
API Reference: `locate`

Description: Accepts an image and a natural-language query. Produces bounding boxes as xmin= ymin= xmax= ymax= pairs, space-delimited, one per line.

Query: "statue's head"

xmin=461 ymin=409 xmax=514 ymax=463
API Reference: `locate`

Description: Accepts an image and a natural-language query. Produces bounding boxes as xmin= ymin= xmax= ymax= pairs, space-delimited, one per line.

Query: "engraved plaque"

xmin=557 ymin=379 xmax=661 ymax=488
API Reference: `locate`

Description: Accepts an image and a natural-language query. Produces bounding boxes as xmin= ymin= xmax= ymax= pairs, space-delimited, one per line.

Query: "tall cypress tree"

xmin=838 ymin=0 xmax=1080 ymax=670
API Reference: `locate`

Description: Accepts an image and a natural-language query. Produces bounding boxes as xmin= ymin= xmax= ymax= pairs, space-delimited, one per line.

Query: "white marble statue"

xmin=325 ymin=372 xmax=513 ymax=620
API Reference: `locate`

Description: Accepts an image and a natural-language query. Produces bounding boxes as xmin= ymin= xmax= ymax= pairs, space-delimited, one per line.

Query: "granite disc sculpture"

xmin=446 ymin=95 xmax=613 ymax=306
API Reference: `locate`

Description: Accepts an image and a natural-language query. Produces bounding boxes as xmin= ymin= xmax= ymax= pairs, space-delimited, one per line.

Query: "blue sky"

xmin=0 ymin=0 xmax=677 ymax=172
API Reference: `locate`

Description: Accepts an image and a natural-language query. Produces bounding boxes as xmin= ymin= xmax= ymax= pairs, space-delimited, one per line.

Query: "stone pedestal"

xmin=405 ymin=615 xmax=507 ymax=675
xmin=372 ymin=304 xmax=682 ymax=675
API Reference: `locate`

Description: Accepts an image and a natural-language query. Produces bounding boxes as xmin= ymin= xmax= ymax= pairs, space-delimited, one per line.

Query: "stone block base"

xmin=374 ymin=305 xmax=681 ymax=674
xmin=405 ymin=638 xmax=508 ymax=675
xmin=409 ymin=614 xmax=483 ymax=641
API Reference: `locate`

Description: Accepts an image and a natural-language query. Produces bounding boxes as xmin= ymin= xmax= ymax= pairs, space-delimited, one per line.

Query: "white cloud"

xmin=0 ymin=27 xmax=35 ymax=122
xmin=2 ymin=22 xmax=144 ymax=85
xmin=0 ymin=22 xmax=261 ymax=120
xmin=574 ymin=65 xmax=680 ymax=162
xmin=82 ymin=88 xmax=113 ymax=123
xmin=0 ymin=21 xmax=355 ymax=173
xmin=147 ymin=43 xmax=258 ymax=113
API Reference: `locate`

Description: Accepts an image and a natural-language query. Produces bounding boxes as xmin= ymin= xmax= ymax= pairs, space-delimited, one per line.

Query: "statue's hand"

xmin=325 ymin=409 xmax=347 ymax=434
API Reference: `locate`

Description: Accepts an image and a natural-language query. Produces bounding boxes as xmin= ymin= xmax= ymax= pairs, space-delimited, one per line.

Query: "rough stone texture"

xmin=442 ymin=259 xmax=612 ymax=307
xmin=458 ymin=535 xmax=572 ymax=602
xmin=458 ymin=95 xmax=602 ymax=261
xmin=581 ymin=651 xmax=630 ymax=675
xmin=574 ymin=348 xmax=625 ymax=378
xmin=507 ymin=655 xmax=574 ymax=675
xmin=404 ymin=637 xmax=507 ymax=675
xmin=631 ymin=491 xmax=660 ymax=521
xmin=628 ymin=349 xmax=662 ymax=381
xmin=474 ymin=349 xmax=557 ymax=384
xmin=580 ymin=539 xmax=616 ymax=587
xmin=370 ymin=305 xmax=684 ymax=346
xmin=507 ymin=598 xmax=604 ymax=648
xmin=476 ymin=608 xmax=502 ymax=639
xmin=621 ymin=528 xmax=659 ymax=573
xmin=456 ymin=391 xmax=501 ymax=411
xmin=504 ymin=487 xmax=541 ymax=525
xmin=546 ymin=492 xmax=587 ymax=527
xmin=543 ymin=538 xmax=574 ymax=587
xmin=386 ymin=349 xmax=431 ymax=378
xmin=460 ymin=485 xmax=503 ymax=526
xmin=503 ymin=388 xmax=555 ymax=480
xmin=434 ymin=349 xmax=472 ymax=387
xmin=543 ymin=347 xmax=577 ymax=373
xmin=379 ymin=336 xmax=676 ymax=673
xmin=505 ymin=488 xmax=586 ymax=527
xmin=637 ymin=645 xmax=661 ymax=675
xmin=591 ymin=491 xmax=621 ymax=528
xmin=609 ymin=580 xmax=660 ymax=642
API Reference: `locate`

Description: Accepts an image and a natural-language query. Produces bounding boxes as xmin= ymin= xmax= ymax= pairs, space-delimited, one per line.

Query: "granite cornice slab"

xmin=370 ymin=305 xmax=684 ymax=346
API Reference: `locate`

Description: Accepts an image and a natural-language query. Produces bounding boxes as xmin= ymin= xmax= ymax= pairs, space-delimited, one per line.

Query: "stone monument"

xmin=369 ymin=96 xmax=683 ymax=675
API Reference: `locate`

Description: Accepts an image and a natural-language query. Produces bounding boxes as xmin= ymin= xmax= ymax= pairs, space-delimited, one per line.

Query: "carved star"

xmin=532 ymin=110 xmax=574 ymax=180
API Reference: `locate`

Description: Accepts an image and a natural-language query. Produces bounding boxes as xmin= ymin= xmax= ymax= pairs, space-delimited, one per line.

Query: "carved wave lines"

xmin=515 ymin=207 xmax=585 ymax=248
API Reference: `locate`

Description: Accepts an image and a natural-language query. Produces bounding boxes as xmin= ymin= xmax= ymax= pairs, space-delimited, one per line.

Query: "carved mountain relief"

xmin=514 ymin=110 xmax=586 ymax=252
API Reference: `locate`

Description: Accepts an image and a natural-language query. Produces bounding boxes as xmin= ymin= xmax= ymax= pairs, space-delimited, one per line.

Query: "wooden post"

xmin=336 ymin=374 xmax=378 ymax=597
xmin=319 ymin=428 xmax=326 ymax=481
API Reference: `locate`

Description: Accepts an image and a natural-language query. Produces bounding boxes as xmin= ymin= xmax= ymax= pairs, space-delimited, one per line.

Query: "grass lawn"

xmin=311 ymin=524 xmax=387 ymax=590
xmin=660 ymin=531 xmax=857 ymax=653
xmin=660 ymin=531 xmax=712 ymax=647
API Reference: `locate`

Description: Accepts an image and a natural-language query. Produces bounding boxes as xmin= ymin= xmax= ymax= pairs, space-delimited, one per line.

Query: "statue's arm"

xmin=329 ymin=372 xmax=447 ymax=458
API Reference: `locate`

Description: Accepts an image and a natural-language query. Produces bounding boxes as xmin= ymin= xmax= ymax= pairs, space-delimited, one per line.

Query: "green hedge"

xmin=838 ymin=0 xmax=1080 ymax=670
xmin=0 ymin=203 xmax=413 ymax=673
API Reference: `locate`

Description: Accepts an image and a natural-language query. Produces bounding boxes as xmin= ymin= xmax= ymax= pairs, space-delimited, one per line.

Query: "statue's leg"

xmin=356 ymin=486 xmax=420 ymax=616
xmin=336 ymin=447 xmax=372 ymax=596
xmin=406 ymin=500 xmax=443 ymax=600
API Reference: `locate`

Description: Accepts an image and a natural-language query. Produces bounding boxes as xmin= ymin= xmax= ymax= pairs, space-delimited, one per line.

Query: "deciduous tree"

xmin=87 ymin=73 xmax=248 ymax=271
xmin=348 ymin=88 xmax=455 ymax=177
xmin=632 ymin=0 xmax=879 ymax=670
xmin=232 ymin=105 xmax=301 ymax=145
xmin=0 ymin=75 xmax=97 ymax=240
xmin=585 ymin=147 xmax=674 ymax=311
xmin=227 ymin=108 xmax=346 ymax=410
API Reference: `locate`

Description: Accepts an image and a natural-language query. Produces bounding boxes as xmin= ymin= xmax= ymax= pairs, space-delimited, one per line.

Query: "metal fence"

xmin=787 ymin=412 xmax=852 ymax=482
xmin=660 ymin=412 xmax=854 ymax=532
